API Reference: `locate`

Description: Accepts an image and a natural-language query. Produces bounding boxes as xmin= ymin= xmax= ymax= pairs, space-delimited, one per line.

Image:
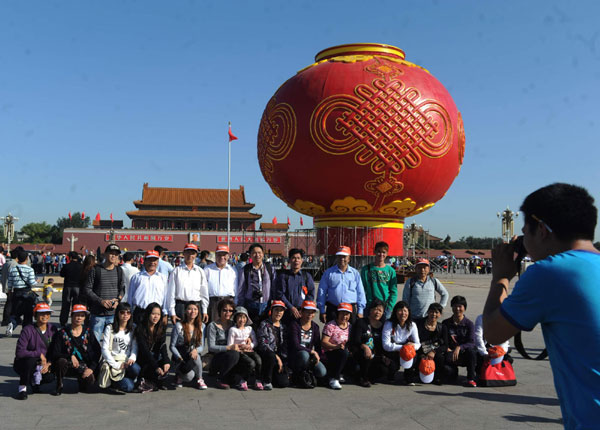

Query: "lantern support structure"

xmin=497 ymin=207 xmax=518 ymax=243
xmin=2 ymin=213 xmax=19 ymax=253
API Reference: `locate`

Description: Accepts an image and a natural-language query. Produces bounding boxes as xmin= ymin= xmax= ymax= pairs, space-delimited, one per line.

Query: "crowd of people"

xmin=2 ymin=239 xmax=511 ymax=400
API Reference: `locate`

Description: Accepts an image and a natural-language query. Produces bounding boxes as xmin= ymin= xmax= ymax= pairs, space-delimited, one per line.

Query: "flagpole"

xmin=227 ymin=123 xmax=231 ymax=250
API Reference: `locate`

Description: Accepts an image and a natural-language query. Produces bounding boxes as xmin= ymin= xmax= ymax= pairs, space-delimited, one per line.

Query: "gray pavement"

xmin=0 ymin=274 xmax=563 ymax=429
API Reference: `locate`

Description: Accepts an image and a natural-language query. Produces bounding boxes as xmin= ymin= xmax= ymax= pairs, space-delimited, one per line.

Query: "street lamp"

xmin=2 ymin=213 xmax=19 ymax=253
xmin=497 ymin=207 xmax=518 ymax=243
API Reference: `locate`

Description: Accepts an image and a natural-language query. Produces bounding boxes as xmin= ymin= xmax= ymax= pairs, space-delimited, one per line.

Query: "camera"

xmin=251 ymin=288 xmax=263 ymax=301
xmin=513 ymin=235 xmax=527 ymax=274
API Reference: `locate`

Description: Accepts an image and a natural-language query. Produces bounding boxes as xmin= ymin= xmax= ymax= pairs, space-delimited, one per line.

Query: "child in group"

xmin=43 ymin=278 xmax=56 ymax=306
xmin=227 ymin=306 xmax=263 ymax=391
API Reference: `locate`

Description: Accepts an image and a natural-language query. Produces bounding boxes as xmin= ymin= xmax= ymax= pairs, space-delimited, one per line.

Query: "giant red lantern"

xmin=257 ymin=44 xmax=465 ymax=255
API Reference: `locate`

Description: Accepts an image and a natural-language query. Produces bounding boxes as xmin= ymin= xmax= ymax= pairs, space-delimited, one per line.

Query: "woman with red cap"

xmin=51 ymin=304 xmax=101 ymax=395
xmin=13 ymin=303 xmax=57 ymax=399
xmin=322 ymin=302 xmax=353 ymax=390
xmin=382 ymin=301 xmax=421 ymax=385
xmin=288 ymin=300 xmax=326 ymax=388
xmin=256 ymin=300 xmax=290 ymax=390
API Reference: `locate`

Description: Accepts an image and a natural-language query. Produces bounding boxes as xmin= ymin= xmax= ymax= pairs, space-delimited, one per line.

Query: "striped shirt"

xmin=7 ymin=264 xmax=36 ymax=291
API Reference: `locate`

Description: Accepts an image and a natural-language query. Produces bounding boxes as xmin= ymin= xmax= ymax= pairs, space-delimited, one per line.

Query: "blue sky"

xmin=2 ymin=0 xmax=599 ymax=240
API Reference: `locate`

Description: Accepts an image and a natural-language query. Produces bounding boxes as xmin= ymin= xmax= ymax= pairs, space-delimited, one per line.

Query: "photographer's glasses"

xmin=531 ymin=214 xmax=554 ymax=233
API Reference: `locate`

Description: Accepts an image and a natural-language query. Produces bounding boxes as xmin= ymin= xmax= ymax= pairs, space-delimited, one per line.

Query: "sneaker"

xmin=237 ymin=380 xmax=249 ymax=391
xmin=175 ymin=376 xmax=183 ymax=388
xmin=329 ymin=378 xmax=342 ymax=390
xmin=359 ymin=378 xmax=371 ymax=388
xmin=339 ymin=375 xmax=345 ymax=383
xmin=16 ymin=390 xmax=28 ymax=400
xmin=466 ymin=380 xmax=477 ymax=388
xmin=263 ymin=383 xmax=273 ymax=391
xmin=197 ymin=378 xmax=207 ymax=390
xmin=253 ymin=381 xmax=264 ymax=391
xmin=215 ymin=379 xmax=230 ymax=390
xmin=6 ymin=322 xmax=14 ymax=337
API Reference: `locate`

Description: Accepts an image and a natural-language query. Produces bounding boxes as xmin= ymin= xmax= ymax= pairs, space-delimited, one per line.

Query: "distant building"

xmin=126 ymin=183 xmax=262 ymax=231
xmin=259 ymin=222 xmax=289 ymax=232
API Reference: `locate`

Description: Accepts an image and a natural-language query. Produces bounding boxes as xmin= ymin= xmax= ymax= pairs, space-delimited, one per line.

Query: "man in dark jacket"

xmin=275 ymin=248 xmax=315 ymax=324
xmin=59 ymin=252 xmax=83 ymax=326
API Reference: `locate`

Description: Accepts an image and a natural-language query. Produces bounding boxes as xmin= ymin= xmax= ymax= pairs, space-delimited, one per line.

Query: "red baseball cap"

xmin=301 ymin=300 xmax=317 ymax=310
xmin=71 ymin=304 xmax=89 ymax=314
xmin=416 ymin=258 xmax=430 ymax=266
xmin=337 ymin=303 xmax=353 ymax=313
xmin=184 ymin=243 xmax=199 ymax=252
xmin=400 ymin=344 xmax=416 ymax=368
xmin=33 ymin=303 xmax=53 ymax=314
xmin=271 ymin=300 xmax=287 ymax=309
xmin=145 ymin=250 xmax=160 ymax=259
xmin=216 ymin=244 xmax=230 ymax=254
xmin=336 ymin=246 xmax=351 ymax=256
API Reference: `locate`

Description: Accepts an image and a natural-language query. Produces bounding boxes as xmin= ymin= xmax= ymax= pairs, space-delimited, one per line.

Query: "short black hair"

xmin=520 ymin=183 xmax=597 ymax=242
xmin=123 ymin=252 xmax=134 ymax=262
xmin=248 ymin=243 xmax=263 ymax=253
xmin=288 ymin=248 xmax=304 ymax=259
xmin=16 ymin=250 xmax=28 ymax=263
xmin=450 ymin=295 xmax=467 ymax=309
xmin=239 ymin=252 xmax=248 ymax=262
xmin=200 ymin=250 xmax=209 ymax=259
xmin=427 ymin=302 xmax=443 ymax=314
xmin=68 ymin=251 xmax=80 ymax=261
xmin=154 ymin=245 xmax=166 ymax=254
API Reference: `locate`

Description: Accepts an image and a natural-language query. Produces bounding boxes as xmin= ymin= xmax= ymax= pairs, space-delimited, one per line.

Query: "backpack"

xmin=407 ymin=275 xmax=439 ymax=302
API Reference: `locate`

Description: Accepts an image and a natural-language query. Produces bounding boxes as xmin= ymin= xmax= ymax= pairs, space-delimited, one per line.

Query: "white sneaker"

xmin=197 ymin=378 xmax=207 ymax=390
xmin=329 ymin=378 xmax=342 ymax=390
xmin=6 ymin=322 xmax=14 ymax=337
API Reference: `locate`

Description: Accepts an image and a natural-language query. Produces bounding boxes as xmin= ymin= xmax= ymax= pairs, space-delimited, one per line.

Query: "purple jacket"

xmin=288 ymin=320 xmax=321 ymax=354
xmin=15 ymin=323 xmax=57 ymax=359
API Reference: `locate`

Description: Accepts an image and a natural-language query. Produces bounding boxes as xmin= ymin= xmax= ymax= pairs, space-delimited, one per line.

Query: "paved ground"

xmin=0 ymin=274 xmax=563 ymax=429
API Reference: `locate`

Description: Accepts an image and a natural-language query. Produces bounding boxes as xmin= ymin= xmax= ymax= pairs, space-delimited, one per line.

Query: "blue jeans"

xmin=293 ymin=350 xmax=326 ymax=378
xmin=114 ymin=363 xmax=141 ymax=392
xmin=90 ymin=314 xmax=114 ymax=342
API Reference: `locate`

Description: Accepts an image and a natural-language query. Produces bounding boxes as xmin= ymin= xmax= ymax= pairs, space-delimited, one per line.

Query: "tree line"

xmin=15 ymin=212 xmax=90 ymax=244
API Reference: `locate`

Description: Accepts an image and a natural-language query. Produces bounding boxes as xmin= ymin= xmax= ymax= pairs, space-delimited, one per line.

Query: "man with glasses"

xmin=275 ymin=248 xmax=315 ymax=324
xmin=204 ymin=245 xmax=237 ymax=322
xmin=83 ymin=244 xmax=125 ymax=342
xmin=483 ymin=183 xmax=600 ymax=428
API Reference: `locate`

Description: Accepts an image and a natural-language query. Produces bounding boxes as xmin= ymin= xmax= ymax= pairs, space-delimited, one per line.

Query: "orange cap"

xmin=337 ymin=303 xmax=353 ymax=313
xmin=399 ymin=343 xmax=416 ymax=361
xmin=216 ymin=244 xmax=230 ymax=253
xmin=336 ymin=246 xmax=351 ymax=256
xmin=145 ymin=250 xmax=160 ymax=259
xmin=271 ymin=300 xmax=287 ymax=309
xmin=184 ymin=243 xmax=199 ymax=252
xmin=416 ymin=258 xmax=430 ymax=266
xmin=301 ymin=300 xmax=317 ymax=310
xmin=33 ymin=303 xmax=53 ymax=314
xmin=71 ymin=304 xmax=89 ymax=314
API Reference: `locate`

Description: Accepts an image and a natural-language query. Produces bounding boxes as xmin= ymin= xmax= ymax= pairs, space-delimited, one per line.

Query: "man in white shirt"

xmin=120 ymin=252 xmax=139 ymax=302
xmin=167 ymin=243 xmax=209 ymax=325
xmin=204 ymin=244 xmax=237 ymax=322
xmin=128 ymin=250 xmax=168 ymax=324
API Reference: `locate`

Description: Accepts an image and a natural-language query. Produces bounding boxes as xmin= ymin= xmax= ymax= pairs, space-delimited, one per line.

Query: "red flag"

xmin=287 ymin=216 xmax=291 ymax=226
xmin=110 ymin=213 xmax=114 ymax=222
xmin=228 ymin=123 xmax=238 ymax=142
xmin=68 ymin=211 xmax=72 ymax=220
xmin=272 ymin=216 xmax=277 ymax=224
xmin=300 ymin=216 xmax=304 ymax=226
xmin=95 ymin=212 xmax=101 ymax=222
xmin=81 ymin=212 xmax=85 ymax=220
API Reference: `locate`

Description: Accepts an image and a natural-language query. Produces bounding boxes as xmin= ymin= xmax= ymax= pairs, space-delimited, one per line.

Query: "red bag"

xmin=479 ymin=360 xmax=517 ymax=387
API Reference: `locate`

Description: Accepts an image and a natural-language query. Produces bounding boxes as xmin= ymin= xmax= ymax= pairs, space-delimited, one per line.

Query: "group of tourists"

xmin=7 ymin=239 xmax=508 ymax=399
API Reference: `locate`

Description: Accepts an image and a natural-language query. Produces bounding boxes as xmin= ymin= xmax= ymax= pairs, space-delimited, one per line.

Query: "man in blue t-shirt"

xmin=483 ymin=183 xmax=600 ymax=429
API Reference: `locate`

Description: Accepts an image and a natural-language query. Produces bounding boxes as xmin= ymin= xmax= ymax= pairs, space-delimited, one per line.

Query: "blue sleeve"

xmin=355 ymin=270 xmax=366 ymax=314
xmin=317 ymin=272 xmax=329 ymax=313
xmin=306 ymin=273 xmax=316 ymax=301
xmin=500 ymin=264 xmax=549 ymax=331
